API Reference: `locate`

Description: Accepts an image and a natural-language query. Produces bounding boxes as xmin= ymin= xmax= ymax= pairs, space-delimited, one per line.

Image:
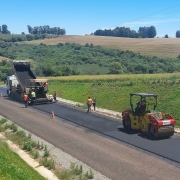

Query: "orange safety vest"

xmin=87 ymin=98 xmax=92 ymax=105
xmin=24 ymin=94 xmax=28 ymax=101
xmin=44 ymin=82 xmax=48 ymax=87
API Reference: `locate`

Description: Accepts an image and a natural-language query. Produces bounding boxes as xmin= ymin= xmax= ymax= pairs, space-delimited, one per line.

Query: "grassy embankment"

xmin=0 ymin=139 xmax=46 ymax=180
xmin=46 ymin=73 xmax=180 ymax=126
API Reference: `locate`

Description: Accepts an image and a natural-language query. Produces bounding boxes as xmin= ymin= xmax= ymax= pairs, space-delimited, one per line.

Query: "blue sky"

xmin=1 ymin=0 xmax=180 ymax=37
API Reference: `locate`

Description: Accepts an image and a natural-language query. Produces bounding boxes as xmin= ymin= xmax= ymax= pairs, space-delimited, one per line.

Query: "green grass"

xmin=47 ymin=73 xmax=180 ymax=126
xmin=0 ymin=139 xmax=46 ymax=180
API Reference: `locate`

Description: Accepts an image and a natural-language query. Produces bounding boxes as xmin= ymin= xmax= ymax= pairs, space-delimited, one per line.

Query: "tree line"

xmin=1 ymin=42 xmax=180 ymax=80
xmin=0 ymin=24 xmax=66 ymax=36
xmin=93 ymin=26 xmax=157 ymax=38
xmin=93 ymin=26 xmax=180 ymax=38
xmin=1 ymin=24 xmax=180 ymax=38
xmin=0 ymin=34 xmax=58 ymax=42
xmin=27 ymin=25 xmax=66 ymax=35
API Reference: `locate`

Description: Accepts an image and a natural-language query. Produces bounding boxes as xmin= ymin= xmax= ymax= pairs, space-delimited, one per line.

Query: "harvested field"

xmin=0 ymin=56 xmax=10 ymax=61
xmin=24 ymin=35 xmax=180 ymax=58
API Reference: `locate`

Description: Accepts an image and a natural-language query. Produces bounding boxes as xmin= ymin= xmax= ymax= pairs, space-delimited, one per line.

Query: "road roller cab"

xmin=122 ymin=93 xmax=176 ymax=139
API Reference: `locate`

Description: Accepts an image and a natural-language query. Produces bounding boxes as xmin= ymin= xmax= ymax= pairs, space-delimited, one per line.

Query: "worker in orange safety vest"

xmin=43 ymin=82 xmax=48 ymax=92
xmin=23 ymin=93 xmax=29 ymax=108
xmin=87 ymin=97 xmax=92 ymax=113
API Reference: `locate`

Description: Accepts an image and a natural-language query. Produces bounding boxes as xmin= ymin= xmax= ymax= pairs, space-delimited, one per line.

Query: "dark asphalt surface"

xmin=1 ymin=87 xmax=180 ymax=163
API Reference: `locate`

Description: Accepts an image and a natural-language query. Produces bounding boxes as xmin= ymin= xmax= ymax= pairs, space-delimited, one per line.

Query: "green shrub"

xmin=40 ymin=157 xmax=55 ymax=170
xmin=16 ymin=130 xmax=26 ymax=138
xmin=28 ymin=133 xmax=32 ymax=139
xmin=31 ymin=150 xmax=39 ymax=159
xmin=10 ymin=123 xmax=18 ymax=132
xmin=23 ymin=141 xmax=33 ymax=151
xmin=44 ymin=149 xmax=50 ymax=157
xmin=36 ymin=141 xmax=41 ymax=149
xmin=55 ymin=169 xmax=74 ymax=180
xmin=0 ymin=118 xmax=7 ymax=124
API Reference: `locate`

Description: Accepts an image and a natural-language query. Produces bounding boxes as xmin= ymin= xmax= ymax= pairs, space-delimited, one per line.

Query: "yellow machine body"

xmin=122 ymin=93 xmax=175 ymax=139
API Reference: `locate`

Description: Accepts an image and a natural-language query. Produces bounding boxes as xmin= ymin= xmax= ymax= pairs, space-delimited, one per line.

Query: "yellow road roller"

xmin=122 ymin=93 xmax=175 ymax=139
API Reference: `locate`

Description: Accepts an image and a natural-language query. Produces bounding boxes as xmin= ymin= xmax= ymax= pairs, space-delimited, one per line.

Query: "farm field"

xmin=24 ymin=35 xmax=180 ymax=58
xmin=46 ymin=73 xmax=180 ymax=126
xmin=0 ymin=56 xmax=9 ymax=61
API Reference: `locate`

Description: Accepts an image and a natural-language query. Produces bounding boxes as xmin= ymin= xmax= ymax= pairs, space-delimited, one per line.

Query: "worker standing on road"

xmin=92 ymin=97 xmax=96 ymax=111
xmin=43 ymin=82 xmax=48 ymax=93
xmin=23 ymin=93 xmax=29 ymax=108
xmin=53 ymin=91 xmax=57 ymax=101
xmin=87 ymin=97 xmax=92 ymax=113
xmin=31 ymin=90 xmax=36 ymax=105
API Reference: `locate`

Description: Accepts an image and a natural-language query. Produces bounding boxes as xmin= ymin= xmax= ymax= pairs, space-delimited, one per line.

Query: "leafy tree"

xmin=42 ymin=64 xmax=55 ymax=76
xmin=62 ymin=65 xmax=72 ymax=76
xmin=1 ymin=24 xmax=10 ymax=34
xmin=165 ymin=34 xmax=168 ymax=38
xmin=26 ymin=25 xmax=66 ymax=35
xmin=138 ymin=27 xmax=148 ymax=38
xmin=27 ymin=25 xmax=33 ymax=34
xmin=176 ymin=30 xmax=180 ymax=38
xmin=109 ymin=62 xmax=122 ymax=74
xmin=148 ymin=26 xmax=156 ymax=38
xmin=138 ymin=26 xmax=156 ymax=38
xmin=26 ymin=34 xmax=34 ymax=41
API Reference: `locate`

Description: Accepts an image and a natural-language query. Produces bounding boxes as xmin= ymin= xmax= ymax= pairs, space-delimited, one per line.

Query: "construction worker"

xmin=53 ymin=91 xmax=57 ymax=101
xmin=140 ymin=99 xmax=146 ymax=113
xmin=135 ymin=99 xmax=146 ymax=115
xmin=92 ymin=98 xmax=96 ymax=111
xmin=87 ymin=97 xmax=92 ymax=113
xmin=23 ymin=93 xmax=29 ymax=108
xmin=43 ymin=82 xmax=48 ymax=93
xmin=31 ymin=90 xmax=36 ymax=105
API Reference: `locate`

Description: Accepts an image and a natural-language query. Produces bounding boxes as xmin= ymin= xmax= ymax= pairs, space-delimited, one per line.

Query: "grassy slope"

xmin=0 ymin=140 xmax=46 ymax=180
xmin=47 ymin=73 xmax=180 ymax=126
xmin=24 ymin=35 xmax=180 ymax=58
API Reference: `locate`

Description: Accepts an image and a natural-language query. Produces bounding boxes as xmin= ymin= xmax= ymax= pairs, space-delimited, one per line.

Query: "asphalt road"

xmin=33 ymin=93 xmax=180 ymax=163
xmin=0 ymin=87 xmax=180 ymax=180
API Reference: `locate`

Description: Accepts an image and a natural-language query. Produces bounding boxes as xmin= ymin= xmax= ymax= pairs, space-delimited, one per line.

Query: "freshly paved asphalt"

xmin=1 ymin=87 xmax=180 ymax=163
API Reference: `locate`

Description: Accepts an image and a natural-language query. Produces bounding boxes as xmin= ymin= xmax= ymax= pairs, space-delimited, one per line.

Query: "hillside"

xmin=24 ymin=35 xmax=180 ymax=58
xmin=47 ymin=73 xmax=180 ymax=126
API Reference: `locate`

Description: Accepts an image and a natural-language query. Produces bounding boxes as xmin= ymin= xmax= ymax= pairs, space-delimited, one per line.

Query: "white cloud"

xmin=122 ymin=18 xmax=180 ymax=27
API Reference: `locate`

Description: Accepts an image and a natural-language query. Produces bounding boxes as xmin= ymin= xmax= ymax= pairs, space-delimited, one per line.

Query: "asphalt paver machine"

xmin=6 ymin=60 xmax=53 ymax=105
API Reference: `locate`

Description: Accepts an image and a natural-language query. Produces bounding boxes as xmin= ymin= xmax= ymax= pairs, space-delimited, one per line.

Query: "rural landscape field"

xmin=2 ymin=1 xmax=180 ymax=179
xmin=25 ymin=35 xmax=180 ymax=58
xmin=24 ymin=35 xmax=180 ymax=126
xmin=1 ymin=35 xmax=180 ymax=126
